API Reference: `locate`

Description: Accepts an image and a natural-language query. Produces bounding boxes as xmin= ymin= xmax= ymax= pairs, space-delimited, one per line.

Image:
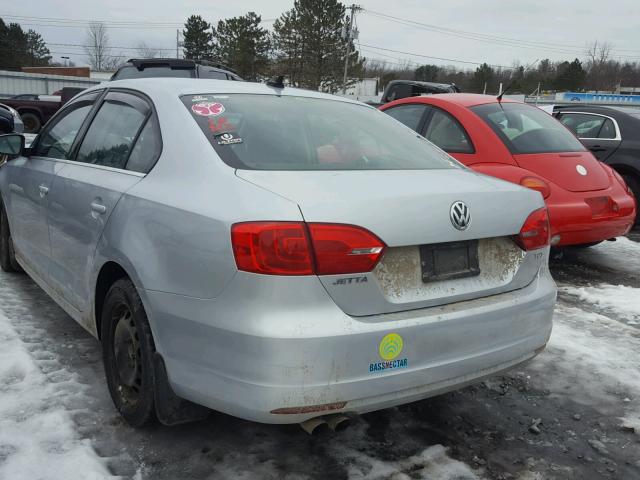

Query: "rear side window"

xmin=472 ymin=103 xmax=586 ymax=154
xmin=76 ymin=92 xmax=149 ymax=169
xmin=384 ymin=104 xmax=429 ymax=131
xmin=126 ymin=115 xmax=162 ymax=173
xmin=181 ymin=94 xmax=459 ymax=171
xmin=32 ymin=91 xmax=100 ymax=159
xmin=559 ymin=113 xmax=617 ymax=139
xmin=424 ymin=109 xmax=474 ymax=153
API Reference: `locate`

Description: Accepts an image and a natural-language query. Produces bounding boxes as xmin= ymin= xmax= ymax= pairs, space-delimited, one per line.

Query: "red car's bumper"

xmin=547 ymin=188 xmax=636 ymax=246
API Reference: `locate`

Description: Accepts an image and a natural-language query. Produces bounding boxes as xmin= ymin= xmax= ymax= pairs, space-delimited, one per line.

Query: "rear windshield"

xmin=114 ymin=65 xmax=196 ymax=80
xmin=181 ymin=94 xmax=460 ymax=171
xmin=471 ymin=103 xmax=586 ymax=154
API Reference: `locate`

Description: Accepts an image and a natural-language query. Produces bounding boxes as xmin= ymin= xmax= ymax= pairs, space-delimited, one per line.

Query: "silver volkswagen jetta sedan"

xmin=0 ymin=79 xmax=556 ymax=429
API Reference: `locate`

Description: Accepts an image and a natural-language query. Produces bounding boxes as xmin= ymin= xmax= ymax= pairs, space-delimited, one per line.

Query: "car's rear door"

xmin=47 ymin=90 xmax=161 ymax=312
xmin=556 ymin=111 xmax=622 ymax=161
xmin=6 ymin=91 xmax=100 ymax=281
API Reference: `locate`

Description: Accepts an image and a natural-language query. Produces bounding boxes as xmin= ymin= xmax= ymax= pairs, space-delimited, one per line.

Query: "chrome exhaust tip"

xmin=325 ymin=414 xmax=351 ymax=432
xmin=300 ymin=417 xmax=329 ymax=435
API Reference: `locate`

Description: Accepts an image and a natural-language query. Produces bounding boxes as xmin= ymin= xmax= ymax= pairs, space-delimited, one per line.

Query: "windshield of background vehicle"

xmin=114 ymin=66 xmax=196 ymax=80
xmin=471 ymin=103 xmax=587 ymax=154
xmin=181 ymin=94 xmax=461 ymax=171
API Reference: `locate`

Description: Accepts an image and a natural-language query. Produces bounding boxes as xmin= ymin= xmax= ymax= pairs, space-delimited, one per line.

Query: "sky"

xmin=5 ymin=0 xmax=640 ymax=71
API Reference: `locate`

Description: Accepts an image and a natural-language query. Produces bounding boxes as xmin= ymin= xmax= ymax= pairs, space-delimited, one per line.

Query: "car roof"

xmin=555 ymin=104 xmax=640 ymax=116
xmin=389 ymin=93 xmax=519 ymax=108
xmin=86 ymin=78 xmax=366 ymax=105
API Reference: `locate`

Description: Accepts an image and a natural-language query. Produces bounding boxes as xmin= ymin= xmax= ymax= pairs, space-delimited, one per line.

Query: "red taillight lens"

xmin=307 ymin=223 xmax=385 ymax=275
xmin=231 ymin=222 xmax=314 ymax=275
xmin=520 ymin=176 xmax=551 ymax=199
xmin=514 ymin=208 xmax=550 ymax=251
xmin=231 ymin=222 xmax=386 ymax=276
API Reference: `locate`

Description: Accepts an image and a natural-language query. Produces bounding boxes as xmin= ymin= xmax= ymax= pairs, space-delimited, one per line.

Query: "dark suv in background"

xmin=111 ymin=58 xmax=243 ymax=81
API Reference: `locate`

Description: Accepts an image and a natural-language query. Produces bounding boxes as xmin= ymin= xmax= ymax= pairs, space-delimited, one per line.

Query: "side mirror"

xmin=0 ymin=134 xmax=25 ymax=156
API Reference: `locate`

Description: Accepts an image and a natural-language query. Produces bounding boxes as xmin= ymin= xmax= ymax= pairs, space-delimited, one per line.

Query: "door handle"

xmin=90 ymin=202 xmax=107 ymax=214
xmin=38 ymin=185 xmax=49 ymax=197
xmin=589 ymin=145 xmax=607 ymax=152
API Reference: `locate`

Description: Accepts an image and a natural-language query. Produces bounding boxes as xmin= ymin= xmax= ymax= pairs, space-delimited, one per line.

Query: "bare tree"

xmin=84 ymin=22 xmax=122 ymax=70
xmin=136 ymin=41 xmax=160 ymax=59
xmin=585 ymin=41 xmax=614 ymax=91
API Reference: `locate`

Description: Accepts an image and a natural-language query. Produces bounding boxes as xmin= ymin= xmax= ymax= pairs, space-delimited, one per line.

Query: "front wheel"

xmin=0 ymin=202 xmax=23 ymax=272
xmin=101 ymin=279 xmax=156 ymax=427
xmin=20 ymin=112 xmax=42 ymax=133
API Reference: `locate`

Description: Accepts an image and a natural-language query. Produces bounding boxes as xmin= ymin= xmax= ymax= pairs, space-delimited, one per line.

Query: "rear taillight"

xmin=514 ymin=208 xmax=550 ymax=251
xmin=520 ymin=176 xmax=551 ymax=199
xmin=231 ymin=222 xmax=386 ymax=276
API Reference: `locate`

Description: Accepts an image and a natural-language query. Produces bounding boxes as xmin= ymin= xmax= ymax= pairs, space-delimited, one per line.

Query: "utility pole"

xmin=176 ymin=29 xmax=180 ymax=58
xmin=342 ymin=4 xmax=361 ymax=94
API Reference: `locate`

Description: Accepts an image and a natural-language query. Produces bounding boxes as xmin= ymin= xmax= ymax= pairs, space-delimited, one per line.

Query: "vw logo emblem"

xmin=450 ymin=201 xmax=471 ymax=230
xmin=576 ymin=165 xmax=587 ymax=176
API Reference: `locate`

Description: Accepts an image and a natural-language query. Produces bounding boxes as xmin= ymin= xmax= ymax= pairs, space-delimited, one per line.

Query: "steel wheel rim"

xmin=112 ymin=303 xmax=142 ymax=406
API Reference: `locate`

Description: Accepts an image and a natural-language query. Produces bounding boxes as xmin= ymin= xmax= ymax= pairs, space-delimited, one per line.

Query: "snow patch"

xmin=0 ymin=310 xmax=112 ymax=479
xmin=560 ymin=283 xmax=640 ymax=324
xmin=565 ymin=237 xmax=640 ymax=275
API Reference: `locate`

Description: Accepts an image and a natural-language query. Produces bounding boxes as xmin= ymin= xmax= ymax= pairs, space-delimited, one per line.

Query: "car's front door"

xmin=47 ymin=90 xmax=156 ymax=312
xmin=556 ymin=112 xmax=622 ymax=161
xmin=6 ymin=92 xmax=100 ymax=280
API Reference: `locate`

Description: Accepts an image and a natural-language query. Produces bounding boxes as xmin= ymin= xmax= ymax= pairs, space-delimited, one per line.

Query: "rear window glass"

xmin=114 ymin=66 xmax=196 ymax=80
xmin=472 ymin=103 xmax=586 ymax=154
xmin=181 ymin=94 xmax=460 ymax=171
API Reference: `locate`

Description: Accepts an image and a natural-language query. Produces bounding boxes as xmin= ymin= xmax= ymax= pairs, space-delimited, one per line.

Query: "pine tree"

xmin=182 ymin=15 xmax=214 ymax=61
xmin=273 ymin=0 xmax=363 ymax=92
xmin=212 ymin=12 xmax=271 ymax=81
xmin=25 ymin=30 xmax=51 ymax=66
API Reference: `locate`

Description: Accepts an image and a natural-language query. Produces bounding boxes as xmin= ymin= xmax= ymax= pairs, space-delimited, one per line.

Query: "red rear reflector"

xmin=307 ymin=223 xmax=385 ymax=275
xmin=514 ymin=208 xmax=550 ymax=251
xmin=231 ymin=222 xmax=314 ymax=275
xmin=520 ymin=176 xmax=551 ymax=199
xmin=231 ymin=222 xmax=386 ymax=276
xmin=585 ymin=196 xmax=612 ymax=218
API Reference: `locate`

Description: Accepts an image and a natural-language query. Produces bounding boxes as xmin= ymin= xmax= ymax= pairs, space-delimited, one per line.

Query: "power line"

xmin=359 ymin=43 xmax=513 ymax=69
xmin=362 ymin=9 xmax=640 ymax=59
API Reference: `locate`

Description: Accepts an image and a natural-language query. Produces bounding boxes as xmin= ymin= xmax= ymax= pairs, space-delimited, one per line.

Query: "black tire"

xmin=101 ymin=278 xmax=157 ymax=427
xmin=20 ymin=112 xmax=42 ymax=133
xmin=622 ymin=174 xmax=640 ymax=225
xmin=0 ymin=201 xmax=23 ymax=273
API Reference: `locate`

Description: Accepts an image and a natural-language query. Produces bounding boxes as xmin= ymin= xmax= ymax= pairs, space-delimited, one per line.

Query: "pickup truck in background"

xmin=2 ymin=87 xmax=86 ymax=133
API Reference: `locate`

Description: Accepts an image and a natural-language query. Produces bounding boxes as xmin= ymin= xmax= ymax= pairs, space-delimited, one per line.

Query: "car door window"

xmin=126 ymin=115 xmax=162 ymax=173
xmin=598 ymin=118 xmax=617 ymax=139
xmin=559 ymin=113 xmax=607 ymax=138
xmin=424 ymin=109 xmax=474 ymax=153
xmin=76 ymin=92 xmax=149 ymax=169
xmin=385 ymin=104 xmax=429 ymax=131
xmin=31 ymin=92 xmax=100 ymax=159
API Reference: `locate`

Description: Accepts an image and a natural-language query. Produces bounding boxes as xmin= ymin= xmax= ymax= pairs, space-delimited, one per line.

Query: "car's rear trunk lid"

xmin=513 ymin=151 xmax=610 ymax=192
xmin=236 ymin=168 xmax=546 ymax=316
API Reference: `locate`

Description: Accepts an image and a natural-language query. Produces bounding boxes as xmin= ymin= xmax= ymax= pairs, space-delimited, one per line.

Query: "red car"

xmin=380 ymin=94 xmax=636 ymax=247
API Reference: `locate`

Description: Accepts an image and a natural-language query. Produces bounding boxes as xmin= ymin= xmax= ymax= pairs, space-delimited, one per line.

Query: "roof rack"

xmin=128 ymin=58 xmax=196 ymax=71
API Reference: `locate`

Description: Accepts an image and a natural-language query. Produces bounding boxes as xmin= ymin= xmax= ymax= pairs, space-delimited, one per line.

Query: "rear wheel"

xmin=20 ymin=112 xmax=42 ymax=133
xmin=101 ymin=279 xmax=156 ymax=427
xmin=622 ymin=174 xmax=640 ymax=225
xmin=0 ymin=202 xmax=23 ymax=273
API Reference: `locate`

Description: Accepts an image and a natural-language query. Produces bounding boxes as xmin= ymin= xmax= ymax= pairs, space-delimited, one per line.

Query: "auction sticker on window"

xmin=369 ymin=333 xmax=408 ymax=373
xmin=191 ymin=102 xmax=225 ymax=117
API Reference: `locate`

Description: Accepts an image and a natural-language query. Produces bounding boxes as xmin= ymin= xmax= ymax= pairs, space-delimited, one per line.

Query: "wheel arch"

xmin=94 ymin=261 xmax=131 ymax=340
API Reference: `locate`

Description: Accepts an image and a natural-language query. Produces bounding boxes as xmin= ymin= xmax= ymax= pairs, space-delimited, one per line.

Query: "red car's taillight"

xmin=520 ymin=176 xmax=551 ymax=199
xmin=231 ymin=222 xmax=386 ymax=276
xmin=514 ymin=208 xmax=550 ymax=251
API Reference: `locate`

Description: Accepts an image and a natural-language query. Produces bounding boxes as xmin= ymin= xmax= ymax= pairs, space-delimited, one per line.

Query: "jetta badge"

xmin=576 ymin=165 xmax=587 ymax=176
xmin=450 ymin=201 xmax=471 ymax=230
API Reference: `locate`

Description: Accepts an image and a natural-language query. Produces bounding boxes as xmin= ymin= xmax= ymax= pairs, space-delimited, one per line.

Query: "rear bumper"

xmin=143 ymin=267 xmax=556 ymax=424
xmin=547 ymin=189 xmax=635 ymax=246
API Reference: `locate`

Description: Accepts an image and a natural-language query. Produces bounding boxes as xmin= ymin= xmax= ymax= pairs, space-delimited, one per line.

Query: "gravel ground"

xmin=1 ymin=233 xmax=639 ymax=480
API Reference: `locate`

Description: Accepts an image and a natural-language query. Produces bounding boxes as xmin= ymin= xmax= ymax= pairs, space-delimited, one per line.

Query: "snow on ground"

xmin=0 ymin=307 xmax=112 ymax=479
xmin=565 ymin=236 xmax=640 ymax=276
xmin=560 ymin=283 xmax=640 ymax=325
xmin=529 ymin=302 xmax=640 ymax=433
